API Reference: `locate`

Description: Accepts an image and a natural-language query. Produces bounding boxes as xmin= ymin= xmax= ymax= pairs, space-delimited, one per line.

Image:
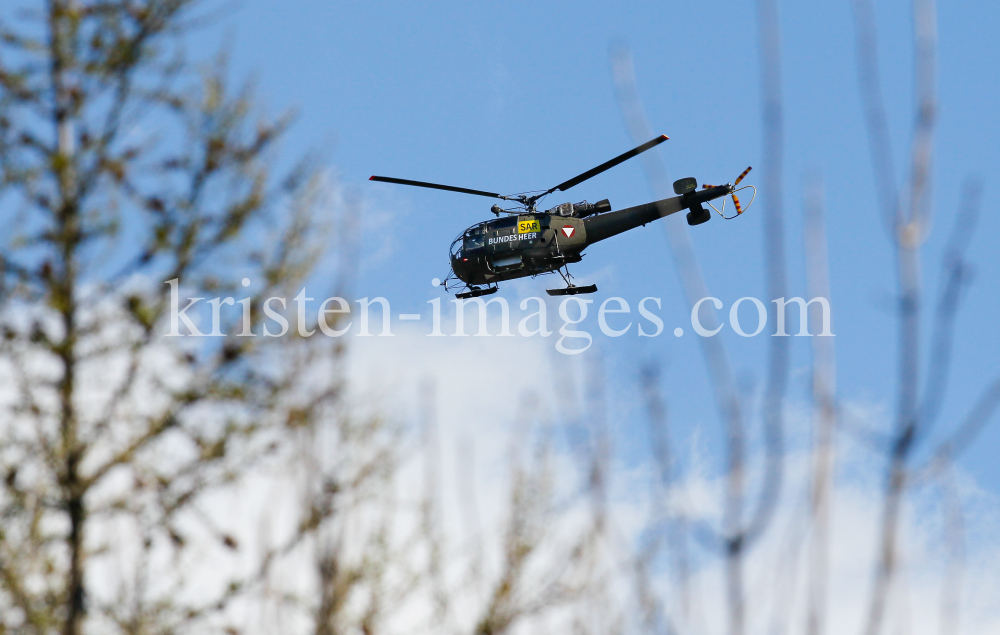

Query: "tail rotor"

xmin=702 ymin=166 xmax=756 ymax=219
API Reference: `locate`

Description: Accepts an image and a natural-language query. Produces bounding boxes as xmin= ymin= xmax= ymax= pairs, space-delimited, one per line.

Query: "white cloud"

xmin=3 ymin=300 xmax=998 ymax=635
xmin=323 ymin=327 xmax=1000 ymax=635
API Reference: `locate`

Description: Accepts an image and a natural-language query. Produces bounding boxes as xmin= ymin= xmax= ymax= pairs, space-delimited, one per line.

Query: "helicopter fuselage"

xmin=448 ymin=185 xmax=732 ymax=287
xmin=369 ymin=134 xmax=752 ymax=295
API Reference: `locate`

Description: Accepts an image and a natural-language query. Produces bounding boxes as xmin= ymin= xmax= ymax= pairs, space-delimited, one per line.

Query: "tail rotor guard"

xmin=702 ymin=166 xmax=756 ymax=219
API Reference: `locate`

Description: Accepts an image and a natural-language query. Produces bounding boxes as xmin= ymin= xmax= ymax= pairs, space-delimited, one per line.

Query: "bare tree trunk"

xmin=49 ymin=2 xmax=85 ymax=633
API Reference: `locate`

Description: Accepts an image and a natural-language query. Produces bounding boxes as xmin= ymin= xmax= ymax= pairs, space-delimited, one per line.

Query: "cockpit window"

xmin=464 ymin=235 xmax=484 ymax=250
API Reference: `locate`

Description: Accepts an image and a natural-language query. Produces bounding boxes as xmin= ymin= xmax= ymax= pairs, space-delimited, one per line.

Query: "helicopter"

xmin=370 ymin=135 xmax=755 ymax=299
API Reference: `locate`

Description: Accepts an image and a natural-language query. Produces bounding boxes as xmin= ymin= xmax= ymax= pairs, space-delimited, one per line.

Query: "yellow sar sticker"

xmin=518 ymin=219 xmax=540 ymax=234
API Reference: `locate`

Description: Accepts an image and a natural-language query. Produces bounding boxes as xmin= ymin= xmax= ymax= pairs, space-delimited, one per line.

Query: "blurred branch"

xmin=609 ymin=48 xmax=747 ymax=564
xmin=640 ymin=363 xmax=692 ymax=630
xmin=919 ymin=180 xmax=982 ymax=431
xmin=919 ymin=376 xmax=1000 ymax=479
xmin=804 ymin=172 xmax=836 ymax=635
xmin=745 ymin=0 xmax=789 ymax=563
xmin=854 ymin=1 xmax=937 ymax=633
xmin=612 ymin=6 xmax=792 ymax=627
xmin=851 ymin=0 xmax=901 ymax=234
xmin=937 ymin=461 xmax=964 ymax=635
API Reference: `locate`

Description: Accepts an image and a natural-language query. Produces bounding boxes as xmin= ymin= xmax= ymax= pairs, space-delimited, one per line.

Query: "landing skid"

xmin=546 ymin=265 xmax=596 ymax=296
xmin=546 ymin=284 xmax=597 ymax=296
xmin=456 ymin=286 xmax=498 ymax=299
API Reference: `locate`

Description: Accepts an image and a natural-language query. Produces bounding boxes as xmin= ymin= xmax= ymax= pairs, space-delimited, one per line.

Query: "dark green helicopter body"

xmin=371 ymin=135 xmax=752 ymax=297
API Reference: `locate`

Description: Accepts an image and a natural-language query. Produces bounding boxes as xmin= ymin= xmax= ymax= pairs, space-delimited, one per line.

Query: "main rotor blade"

xmin=369 ymin=175 xmax=504 ymax=200
xmin=549 ymin=134 xmax=669 ymax=194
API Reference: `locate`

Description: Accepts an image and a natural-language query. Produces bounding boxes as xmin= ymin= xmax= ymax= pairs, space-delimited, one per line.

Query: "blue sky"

xmin=205 ymin=0 xmax=999 ymax=491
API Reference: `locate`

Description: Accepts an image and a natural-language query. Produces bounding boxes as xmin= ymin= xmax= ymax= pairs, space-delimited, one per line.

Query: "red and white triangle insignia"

xmin=561 ymin=225 xmax=575 ymax=238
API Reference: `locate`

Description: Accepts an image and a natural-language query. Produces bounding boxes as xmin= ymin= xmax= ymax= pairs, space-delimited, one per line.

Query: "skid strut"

xmin=546 ymin=266 xmax=597 ymax=296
